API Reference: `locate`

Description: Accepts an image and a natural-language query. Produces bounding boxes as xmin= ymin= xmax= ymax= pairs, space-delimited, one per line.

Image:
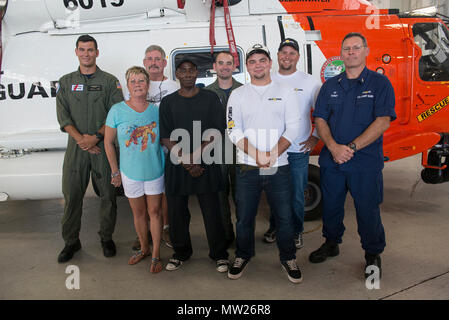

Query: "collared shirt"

xmin=205 ymin=77 xmax=243 ymax=110
xmin=226 ymin=81 xmax=301 ymax=167
xmin=56 ymin=66 xmax=124 ymax=136
xmin=313 ymin=67 xmax=396 ymax=172
xmin=271 ymin=70 xmax=321 ymax=153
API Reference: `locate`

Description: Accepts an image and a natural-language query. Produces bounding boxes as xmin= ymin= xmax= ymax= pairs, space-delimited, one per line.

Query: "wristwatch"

xmin=348 ymin=142 xmax=357 ymax=152
xmin=95 ymin=132 xmax=104 ymax=141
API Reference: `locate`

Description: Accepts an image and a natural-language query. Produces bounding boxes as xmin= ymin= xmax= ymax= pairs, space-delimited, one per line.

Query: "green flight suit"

xmin=205 ymin=78 xmax=242 ymax=245
xmin=56 ymin=67 xmax=124 ymax=246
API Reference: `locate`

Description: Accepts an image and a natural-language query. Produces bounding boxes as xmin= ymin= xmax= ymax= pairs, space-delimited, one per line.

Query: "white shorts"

xmin=121 ymin=172 xmax=165 ymax=198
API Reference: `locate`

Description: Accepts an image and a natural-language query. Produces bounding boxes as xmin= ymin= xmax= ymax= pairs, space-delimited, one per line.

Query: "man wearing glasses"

xmin=130 ymin=45 xmax=180 ymax=252
xmin=309 ymin=33 xmax=396 ymax=279
xmin=143 ymin=45 xmax=179 ymax=106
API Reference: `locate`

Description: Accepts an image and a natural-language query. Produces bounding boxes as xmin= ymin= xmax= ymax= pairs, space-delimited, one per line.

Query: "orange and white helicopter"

xmin=1 ymin=0 xmax=449 ymax=221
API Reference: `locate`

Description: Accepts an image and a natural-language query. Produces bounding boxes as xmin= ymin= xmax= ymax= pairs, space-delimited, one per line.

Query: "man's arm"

xmin=268 ymin=88 xmax=299 ymax=165
xmin=299 ymin=135 xmax=319 ymax=153
xmin=63 ymin=125 xmax=101 ymax=154
xmin=315 ymin=117 xmax=353 ymax=164
xmin=63 ymin=125 xmax=83 ymax=143
xmin=268 ymin=136 xmax=291 ymax=167
xmin=234 ymin=138 xmax=271 ymax=168
xmin=107 ymin=78 xmax=124 ymax=108
xmin=351 ymin=116 xmax=391 ymax=151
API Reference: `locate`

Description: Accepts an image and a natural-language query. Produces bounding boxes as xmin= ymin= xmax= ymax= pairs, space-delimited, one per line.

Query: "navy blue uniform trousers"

xmin=320 ymin=166 xmax=386 ymax=255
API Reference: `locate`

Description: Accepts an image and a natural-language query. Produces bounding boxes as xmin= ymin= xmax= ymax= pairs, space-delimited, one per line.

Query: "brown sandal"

xmin=150 ymin=257 xmax=163 ymax=273
xmin=128 ymin=250 xmax=151 ymax=265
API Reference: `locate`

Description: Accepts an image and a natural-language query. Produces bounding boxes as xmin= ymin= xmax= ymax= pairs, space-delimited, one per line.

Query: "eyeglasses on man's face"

xmin=341 ymin=45 xmax=366 ymax=53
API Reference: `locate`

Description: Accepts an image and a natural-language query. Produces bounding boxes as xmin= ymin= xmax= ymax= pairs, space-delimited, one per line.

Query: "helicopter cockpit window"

xmin=171 ymin=48 xmax=244 ymax=87
xmin=413 ymin=23 xmax=449 ymax=82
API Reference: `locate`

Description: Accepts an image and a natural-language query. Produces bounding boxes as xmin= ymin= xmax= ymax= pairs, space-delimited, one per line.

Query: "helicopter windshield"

xmin=413 ymin=22 xmax=449 ymax=82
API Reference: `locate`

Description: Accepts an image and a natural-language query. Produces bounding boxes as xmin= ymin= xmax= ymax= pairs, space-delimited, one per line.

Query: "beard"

xmin=279 ymin=63 xmax=294 ymax=72
xmin=253 ymin=72 xmax=267 ymax=80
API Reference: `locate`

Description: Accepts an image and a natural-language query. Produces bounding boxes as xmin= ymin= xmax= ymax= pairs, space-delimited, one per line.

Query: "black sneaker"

xmin=228 ymin=257 xmax=249 ymax=279
xmin=263 ymin=227 xmax=276 ymax=243
xmin=58 ymin=240 xmax=81 ymax=263
xmin=101 ymin=239 xmax=116 ymax=258
xmin=309 ymin=240 xmax=339 ymax=263
xmin=281 ymin=259 xmax=303 ymax=284
xmin=365 ymin=253 xmax=382 ymax=279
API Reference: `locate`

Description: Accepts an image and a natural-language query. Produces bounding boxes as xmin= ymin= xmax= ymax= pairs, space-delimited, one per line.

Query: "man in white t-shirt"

xmin=143 ymin=45 xmax=180 ymax=106
xmin=264 ymin=38 xmax=322 ymax=249
xmin=131 ymin=45 xmax=180 ymax=251
xmin=226 ymin=44 xmax=302 ymax=283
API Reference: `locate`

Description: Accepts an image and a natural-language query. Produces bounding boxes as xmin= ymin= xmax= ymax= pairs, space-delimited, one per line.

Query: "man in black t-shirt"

xmin=159 ymin=58 xmax=229 ymax=273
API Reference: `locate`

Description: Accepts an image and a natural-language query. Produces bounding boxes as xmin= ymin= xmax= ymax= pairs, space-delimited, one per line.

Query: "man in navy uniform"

xmin=309 ymin=33 xmax=396 ymax=279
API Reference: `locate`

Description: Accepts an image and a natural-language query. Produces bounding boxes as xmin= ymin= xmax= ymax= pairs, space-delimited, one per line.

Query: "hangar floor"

xmin=0 ymin=155 xmax=448 ymax=300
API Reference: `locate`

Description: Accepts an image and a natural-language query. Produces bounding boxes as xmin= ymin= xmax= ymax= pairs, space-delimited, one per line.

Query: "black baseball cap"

xmin=278 ymin=38 xmax=299 ymax=52
xmin=175 ymin=57 xmax=197 ymax=70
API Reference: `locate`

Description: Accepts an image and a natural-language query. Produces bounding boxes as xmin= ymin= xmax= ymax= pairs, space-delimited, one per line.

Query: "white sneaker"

xmin=165 ymin=258 xmax=182 ymax=271
xmin=216 ymin=259 xmax=229 ymax=273
xmin=294 ymin=233 xmax=304 ymax=249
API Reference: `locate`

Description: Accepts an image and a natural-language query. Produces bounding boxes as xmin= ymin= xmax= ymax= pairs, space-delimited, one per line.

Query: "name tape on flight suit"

xmin=88 ymin=85 xmax=102 ymax=91
xmin=417 ymin=95 xmax=449 ymax=122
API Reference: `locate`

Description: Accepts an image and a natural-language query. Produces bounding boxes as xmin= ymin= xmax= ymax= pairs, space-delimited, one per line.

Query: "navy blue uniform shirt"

xmin=313 ymin=67 xmax=396 ymax=172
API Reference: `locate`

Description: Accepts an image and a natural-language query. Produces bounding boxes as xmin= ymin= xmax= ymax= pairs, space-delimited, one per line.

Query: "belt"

xmin=238 ymin=164 xmax=259 ymax=172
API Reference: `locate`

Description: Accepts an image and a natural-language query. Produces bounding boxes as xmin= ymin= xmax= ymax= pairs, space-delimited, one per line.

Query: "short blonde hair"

xmin=125 ymin=66 xmax=149 ymax=84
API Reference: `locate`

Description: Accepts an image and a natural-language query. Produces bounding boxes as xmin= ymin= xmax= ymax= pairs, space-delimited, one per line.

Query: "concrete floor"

xmin=0 ymin=155 xmax=448 ymax=300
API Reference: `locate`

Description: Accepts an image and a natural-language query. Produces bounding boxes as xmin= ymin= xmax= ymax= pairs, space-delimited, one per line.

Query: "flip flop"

xmin=150 ymin=257 xmax=163 ymax=273
xmin=128 ymin=250 xmax=151 ymax=265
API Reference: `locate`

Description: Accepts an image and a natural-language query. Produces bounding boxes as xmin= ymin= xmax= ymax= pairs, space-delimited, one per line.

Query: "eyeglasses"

xmin=144 ymin=57 xmax=162 ymax=62
xmin=342 ymin=45 xmax=366 ymax=52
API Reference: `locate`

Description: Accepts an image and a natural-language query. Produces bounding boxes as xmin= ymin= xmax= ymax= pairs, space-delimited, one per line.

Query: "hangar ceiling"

xmin=368 ymin=0 xmax=448 ymax=16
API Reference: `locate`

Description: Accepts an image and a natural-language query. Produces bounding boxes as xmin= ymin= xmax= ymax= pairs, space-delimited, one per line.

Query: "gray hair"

xmin=145 ymin=45 xmax=166 ymax=59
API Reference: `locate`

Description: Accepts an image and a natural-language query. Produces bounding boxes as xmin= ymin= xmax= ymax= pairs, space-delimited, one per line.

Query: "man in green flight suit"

xmin=205 ymin=51 xmax=242 ymax=249
xmin=56 ymin=35 xmax=124 ymax=263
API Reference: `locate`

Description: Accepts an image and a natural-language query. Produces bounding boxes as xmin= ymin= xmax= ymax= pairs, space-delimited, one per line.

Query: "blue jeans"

xmin=269 ymin=152 xmax=309 ymax=235
xmin=235 ymin=165 xmax=296 ymax=261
